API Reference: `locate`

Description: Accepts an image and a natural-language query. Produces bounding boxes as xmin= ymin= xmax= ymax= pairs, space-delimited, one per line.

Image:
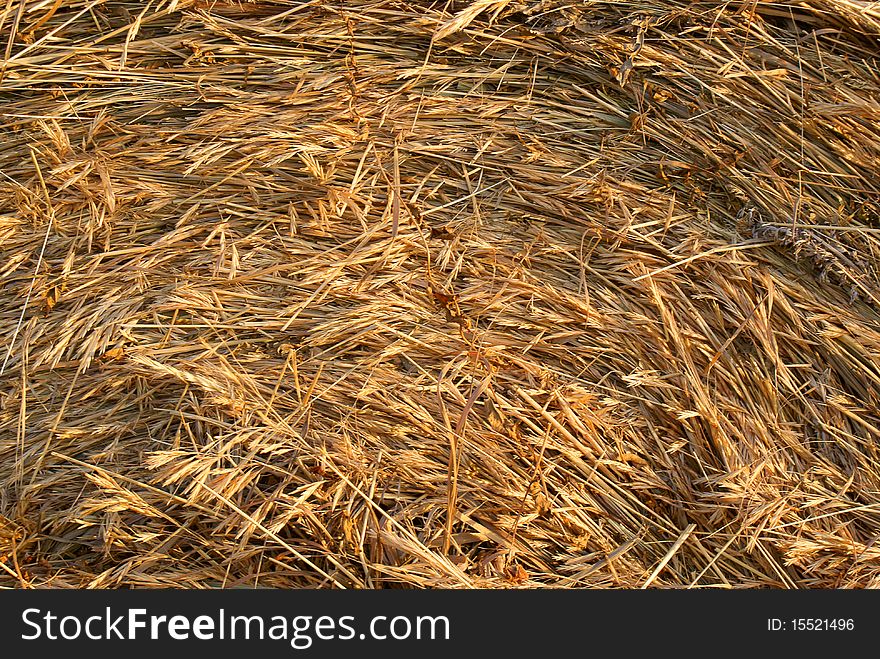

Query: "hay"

xmin=1 ymin=0 xmax=880 ymax=589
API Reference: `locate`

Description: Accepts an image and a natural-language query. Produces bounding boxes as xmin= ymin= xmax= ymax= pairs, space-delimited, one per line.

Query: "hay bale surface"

xmin=2 ymin=0 xmax=880 ymax=588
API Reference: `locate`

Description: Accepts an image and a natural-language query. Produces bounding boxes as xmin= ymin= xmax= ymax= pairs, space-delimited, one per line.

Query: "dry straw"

xmin=1 ymin=0 xmax=880 ymax=588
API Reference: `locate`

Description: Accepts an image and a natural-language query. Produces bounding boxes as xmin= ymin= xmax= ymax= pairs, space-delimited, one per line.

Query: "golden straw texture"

xmin=1 ymin=0 xmax=880 ymax=588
